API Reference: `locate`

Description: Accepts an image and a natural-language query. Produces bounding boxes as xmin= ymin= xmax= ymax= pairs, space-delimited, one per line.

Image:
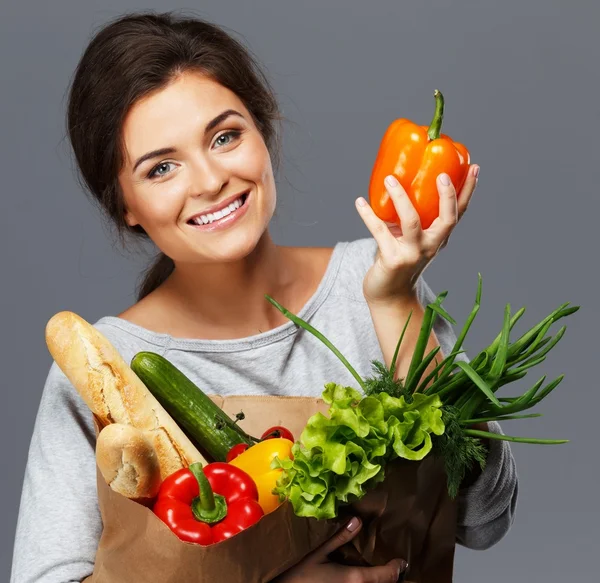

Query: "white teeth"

xmin=192 ymin=195 xmax=245 ymax=225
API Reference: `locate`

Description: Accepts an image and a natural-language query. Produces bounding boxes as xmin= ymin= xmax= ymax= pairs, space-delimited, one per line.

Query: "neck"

xmin=160 ymin=232 xmax=296 ymax=334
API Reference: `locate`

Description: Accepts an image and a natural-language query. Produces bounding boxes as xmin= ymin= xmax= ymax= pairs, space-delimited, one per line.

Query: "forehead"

xmin=121 ymin=71 xmax=248 ymax=163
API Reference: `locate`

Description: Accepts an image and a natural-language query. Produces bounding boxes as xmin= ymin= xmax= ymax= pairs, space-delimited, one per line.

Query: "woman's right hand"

xmin=272 ymin=516 xmax=408 ymax=583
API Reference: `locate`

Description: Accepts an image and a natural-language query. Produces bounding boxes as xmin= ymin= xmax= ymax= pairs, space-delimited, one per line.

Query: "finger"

xmin=428 ymin=164 xmax=479 ymax=244
xmin=426 ymin=172 xmax=458 ymax=246
xmin=347 ymin=558 xmax=409 ymax=583
xmin=436 ymin=172 xmax=458 ymax=230
xmin=384 ymin=220 xmax=403 ymax=238
xmin=383 ymin=175 xmax=422 ymax=242
xmin=304 ymin=516 xmax=363 ymax=564
xmin=355 ymin=198 xmax=399 ymax=258
xmin=456 ymin=164 xmax=479 ymax=220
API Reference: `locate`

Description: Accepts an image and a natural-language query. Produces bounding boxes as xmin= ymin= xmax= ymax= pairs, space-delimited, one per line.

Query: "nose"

xmin=189 ymin=156 xmax=228 ymax=198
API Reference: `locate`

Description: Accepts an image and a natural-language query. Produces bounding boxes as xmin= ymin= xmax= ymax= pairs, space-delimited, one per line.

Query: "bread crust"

xmin=96 ymin=423 xmax=162 ymax=500
xmin=46 ymin=311 xmax=207 ymax=479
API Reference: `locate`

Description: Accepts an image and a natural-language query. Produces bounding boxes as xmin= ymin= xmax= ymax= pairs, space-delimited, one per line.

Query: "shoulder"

xmin=327 ymin=237 xmax=447 ymax=309
xmin=92 ymin=314 xmax=168 ymax=365
xmin=338 ymin=237 xmax=382 ymax=277
xmin=326 ymin=237 xmax=377 ymax=301
xmin=342 ymin=237 xmax=379 ymax=263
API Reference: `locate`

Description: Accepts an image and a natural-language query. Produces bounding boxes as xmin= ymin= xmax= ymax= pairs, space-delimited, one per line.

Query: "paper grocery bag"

xmin=85 ymin=395 xmax=457 ymax=583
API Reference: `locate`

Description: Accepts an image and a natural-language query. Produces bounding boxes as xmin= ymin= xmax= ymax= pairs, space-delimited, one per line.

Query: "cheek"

xmin=237 ymin=136 xmax=273 ymax=181
xmin=132 ymin=185 xmax=185 ymax=228
xmin=246 ymin=141 xmax=277 ymax=207
xmin=262 ymin=161 xmax=277 ymax=212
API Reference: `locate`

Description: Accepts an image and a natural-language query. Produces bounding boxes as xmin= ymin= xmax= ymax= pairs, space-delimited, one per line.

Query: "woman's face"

xmin=118 ymin=71 xmax=276 ymax=264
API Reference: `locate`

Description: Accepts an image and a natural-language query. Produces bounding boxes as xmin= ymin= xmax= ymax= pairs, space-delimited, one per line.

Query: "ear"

xmin=124 ymin=209 xmax=139 ymax=228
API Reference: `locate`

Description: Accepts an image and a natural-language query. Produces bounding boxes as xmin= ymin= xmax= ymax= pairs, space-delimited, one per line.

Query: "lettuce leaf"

xmin=271 ymin=383 xmax=444 ymax=519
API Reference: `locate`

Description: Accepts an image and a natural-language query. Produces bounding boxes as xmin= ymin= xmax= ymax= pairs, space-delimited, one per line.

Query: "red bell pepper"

xmin=153 ymin=462 xmax=264 ymax=545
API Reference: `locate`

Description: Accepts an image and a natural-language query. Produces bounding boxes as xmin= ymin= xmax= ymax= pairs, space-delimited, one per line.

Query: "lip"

xmin=187 ymin=190 xmax=251 ymax=233
xmin=186 ymin=191 xmax=249 ymax=224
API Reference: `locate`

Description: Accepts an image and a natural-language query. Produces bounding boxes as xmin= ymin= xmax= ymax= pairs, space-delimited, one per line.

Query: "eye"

xmin=147 ymin=161 xmax=175 ymax=180
xmin=214 ymin=130 xmax=241 ymax=148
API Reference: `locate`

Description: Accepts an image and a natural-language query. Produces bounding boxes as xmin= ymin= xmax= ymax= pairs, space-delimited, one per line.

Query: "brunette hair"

xmin=66 ymin=10 xmax=282 ymax=301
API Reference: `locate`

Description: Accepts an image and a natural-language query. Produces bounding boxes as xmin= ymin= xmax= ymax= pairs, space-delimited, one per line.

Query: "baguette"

xmin=96 ymin=423 xmax=162 ymax=501
xmin=46 ymin=311 xmax=207 ymax=478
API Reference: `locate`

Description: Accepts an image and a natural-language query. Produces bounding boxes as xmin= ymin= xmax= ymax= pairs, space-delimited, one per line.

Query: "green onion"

xmin=265 ymin=273 xmax=579 ymax=502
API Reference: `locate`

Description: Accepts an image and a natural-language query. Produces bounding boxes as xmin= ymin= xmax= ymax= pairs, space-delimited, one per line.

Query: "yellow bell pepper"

xmin=229 ymin=438 xmax=294 ymax=514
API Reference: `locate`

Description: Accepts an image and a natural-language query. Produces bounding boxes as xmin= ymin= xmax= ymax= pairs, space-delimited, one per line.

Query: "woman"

xmin=11 ymin=11 xmax=517 ymax=583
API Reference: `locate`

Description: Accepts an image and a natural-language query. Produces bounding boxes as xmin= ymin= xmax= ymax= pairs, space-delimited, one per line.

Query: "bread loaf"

xmin=96 ymin=423 xmax=162 ymax=501
xmin=46 ymin=311 xmax=207 ymax=478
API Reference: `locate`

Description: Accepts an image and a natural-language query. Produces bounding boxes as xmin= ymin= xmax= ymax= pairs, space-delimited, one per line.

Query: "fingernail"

xmin=439 ymin=173 xmax=451 ymax=186
xmin=385 ymin=175 xmax=398 ymax=187
xmin=472 ymin=165 xmax=480 ymax=178
xmin=356 ymin=197 xmax=367 ymax=207
xmin=397 ymin=560 xmax=409 ymax=582
xmin=346 ymin=517 xmax=360 ymax=531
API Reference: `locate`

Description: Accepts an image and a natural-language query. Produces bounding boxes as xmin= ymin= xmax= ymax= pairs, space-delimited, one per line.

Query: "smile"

xmin=187 ymin=192 xmax=250 ymax=232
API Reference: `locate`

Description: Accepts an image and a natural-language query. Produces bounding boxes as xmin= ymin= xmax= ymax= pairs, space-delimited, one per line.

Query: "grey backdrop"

xmin=1 ymin=1 xmax=598 ymax=581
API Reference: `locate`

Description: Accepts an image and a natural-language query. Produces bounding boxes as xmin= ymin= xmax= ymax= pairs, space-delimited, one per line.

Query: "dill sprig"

xmin=432 ymin=406 xmax=488 ymax=498
xmin=363 ymin=359 xmax=413 ymax=403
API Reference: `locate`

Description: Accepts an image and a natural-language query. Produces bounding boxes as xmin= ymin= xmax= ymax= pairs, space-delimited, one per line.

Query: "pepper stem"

xmin=427 ymin=89 xmax=445 ymax=141
xmin=189 ymin=462 xmax=228 ymax=524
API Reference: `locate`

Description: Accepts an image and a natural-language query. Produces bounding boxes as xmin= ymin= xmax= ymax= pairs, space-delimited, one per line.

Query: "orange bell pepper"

xmin=369 ymin=90 xmax=471 ymax=229
xmin=228 ymin=437 xmax=293 ymax=514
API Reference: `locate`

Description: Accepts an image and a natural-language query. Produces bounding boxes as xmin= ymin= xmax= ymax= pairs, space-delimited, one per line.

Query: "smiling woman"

xmin=118 ymin=73 xmax=277 ymax=275
xmin=11 ymin=9 xmax=517 ymax=583
xmin=65 ymin=14 xmax=284 ymax=310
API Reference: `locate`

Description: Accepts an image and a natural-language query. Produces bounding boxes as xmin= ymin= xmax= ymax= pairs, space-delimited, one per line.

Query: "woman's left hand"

xmin=357 ymin=165 xmax=479 ymax=306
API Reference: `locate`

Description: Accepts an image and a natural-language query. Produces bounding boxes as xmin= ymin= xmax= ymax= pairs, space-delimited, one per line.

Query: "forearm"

xmin=367 ymin=292 xmax=490 ymax=485
xmin=366 ymin=293 xmax=441 ymax=387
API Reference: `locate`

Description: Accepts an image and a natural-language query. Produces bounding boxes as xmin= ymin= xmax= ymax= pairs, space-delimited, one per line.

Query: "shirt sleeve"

xmin=417 ymin=276 xmax=519 ymax=550
xmin=10 ymin=362 xmax=101 ymax=583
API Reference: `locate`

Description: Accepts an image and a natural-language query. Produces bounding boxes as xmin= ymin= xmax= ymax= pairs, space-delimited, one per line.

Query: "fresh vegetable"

xmin=226 ymin=421 xmax=293 ymax=462
xmin=369 ymin=89 xmax=470 ymax=229
xmin=153 ymin=461 xmax=263 ymax=545
xmin=265 ymin=274 xmax=578 ymax=517
xmin=261 ymin=426 xmax=294 ymax=442
xmin=229 ymin=437 xmax=294 ymax=514
xmin=271 ymin=384 xmax=444 ymax=519
xmin=226 ymin=443 xmax=250 ymax=462
xmin=131 ymin=352 xmax=256 ymax=462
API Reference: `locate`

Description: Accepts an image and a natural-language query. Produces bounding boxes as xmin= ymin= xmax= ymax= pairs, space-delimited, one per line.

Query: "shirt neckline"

xmin=95 ymin=241 xmax=349 ymax=353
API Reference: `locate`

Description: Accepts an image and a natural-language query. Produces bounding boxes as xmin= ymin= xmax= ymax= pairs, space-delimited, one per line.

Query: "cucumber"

xmin=131 ymin=351 xmax=255 ymax=462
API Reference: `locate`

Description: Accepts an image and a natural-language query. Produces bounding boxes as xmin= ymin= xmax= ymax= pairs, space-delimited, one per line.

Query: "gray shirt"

xmin=10 ymin=238 xmax=518 ymax=582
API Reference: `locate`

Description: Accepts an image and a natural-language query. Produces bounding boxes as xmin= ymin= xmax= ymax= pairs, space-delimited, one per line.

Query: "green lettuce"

xmin=265 ymin=277 xmax=577 ymax=515
xmin=271 ymin=383 xmax=444 ymax=519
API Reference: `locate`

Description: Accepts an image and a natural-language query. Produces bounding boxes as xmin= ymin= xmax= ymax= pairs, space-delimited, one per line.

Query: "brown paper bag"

xmin=85 ymin=395 xmax=457 ymax=583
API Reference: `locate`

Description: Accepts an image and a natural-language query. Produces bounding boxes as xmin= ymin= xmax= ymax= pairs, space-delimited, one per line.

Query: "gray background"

xmin=1 ymin=1 xmax=597 ymax=581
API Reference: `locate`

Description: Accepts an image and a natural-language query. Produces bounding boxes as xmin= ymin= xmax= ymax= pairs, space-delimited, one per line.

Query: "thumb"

xmin=304 ymin=516 xmax=362 ymax=564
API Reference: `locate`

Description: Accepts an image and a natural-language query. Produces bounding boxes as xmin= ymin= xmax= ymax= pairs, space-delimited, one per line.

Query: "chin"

xmin=200 ymin=225 xmax=269 ymax=264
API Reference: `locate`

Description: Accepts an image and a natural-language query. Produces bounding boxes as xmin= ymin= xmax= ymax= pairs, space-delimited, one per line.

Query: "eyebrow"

xmin=132 ymin=109 xmax=245 ymax=173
